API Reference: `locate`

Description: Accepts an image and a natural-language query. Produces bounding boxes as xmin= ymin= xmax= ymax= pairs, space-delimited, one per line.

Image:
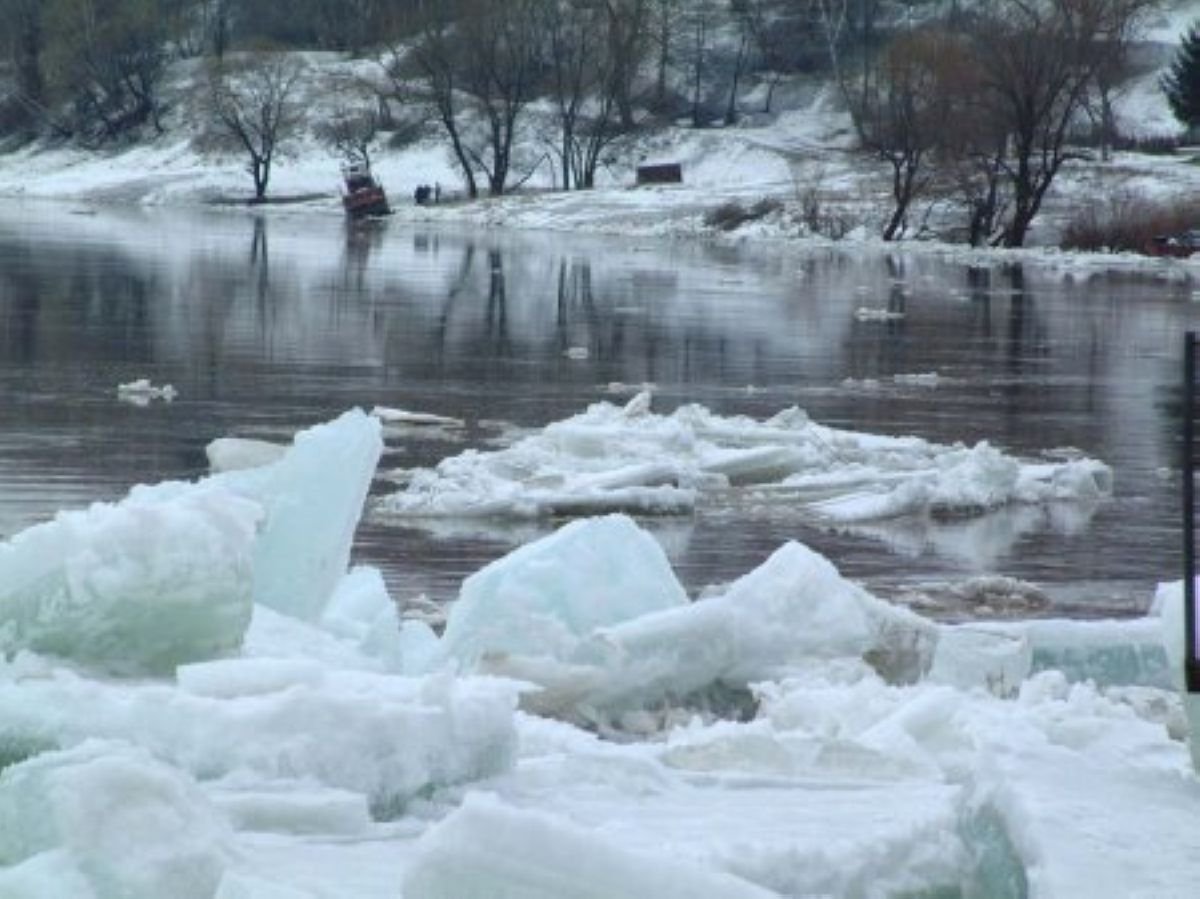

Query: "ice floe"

xmin=370 ymin=405 xmax=465 ymax=428
xmin=854 ymin=307 xmax=906 ymax=322
xmin=0 ymin=487 xmax=260 ymax=674
xmin=377 ymin=392 xmax=1112 ymax=530
xmin=205 ymin=438 xmax=288 ymax=473
xmin=116 ymin=378 xmax=177 ymax=405
xmin=0 ymin=409 xmax=1197 ymax=898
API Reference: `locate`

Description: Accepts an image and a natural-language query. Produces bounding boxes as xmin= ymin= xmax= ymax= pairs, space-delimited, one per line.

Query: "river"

xmin=1 ymin=202 xmax=1196 ymax=619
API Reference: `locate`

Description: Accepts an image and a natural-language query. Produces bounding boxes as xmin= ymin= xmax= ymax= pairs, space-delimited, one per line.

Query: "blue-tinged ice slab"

xmin=213 ymin=409 xmax=382 ymax=622
xmin=1021 ymin=618 xmax=1170 ymax=687
xmin=0 ymin=409 xmax=383 ymax=674
xmin=1153 ymin=580 xmax=1200 ymax=771
xmin=0 ymin=740 xmax=236 ymax=899
xmin=459 ymin=532 xmax=935 ymax=718
xmin=938 ymin=617 xmax=1173 ymax=695
xmin=0 ymin=489 xmax=261 ymax=675
xmin=440 ymin=514 xmax=689 ymax=669
xmin=320 ymin=566 xmax=406 ymax=669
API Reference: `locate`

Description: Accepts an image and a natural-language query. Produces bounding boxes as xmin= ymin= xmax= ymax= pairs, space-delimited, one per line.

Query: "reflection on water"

xmin=0 ymin=202 xmax=1197 ymax=617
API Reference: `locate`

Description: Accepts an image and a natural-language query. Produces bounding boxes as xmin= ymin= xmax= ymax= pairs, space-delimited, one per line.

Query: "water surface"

xmin=1 ymin=202 xmax=1196 ymax=618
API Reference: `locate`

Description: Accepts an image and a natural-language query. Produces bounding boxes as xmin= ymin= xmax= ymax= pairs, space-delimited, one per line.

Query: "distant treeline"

xmin=0 ymin=1 xmax=1177 ymax=249
xmin=0 ymin=1 xmax=941 ymax=143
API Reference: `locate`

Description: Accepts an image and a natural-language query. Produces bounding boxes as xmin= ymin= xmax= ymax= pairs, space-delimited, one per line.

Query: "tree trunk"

xmin=724 ymin=34 xmax=747 ymax=126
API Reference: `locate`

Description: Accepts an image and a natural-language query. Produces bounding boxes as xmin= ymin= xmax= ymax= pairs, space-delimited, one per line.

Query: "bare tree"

xmin=967 ymin=0 xmax=1142 ymax=247
xmin=734 ymin=0 xmax=789 ymax=113
xmin=314 ymin=75 xmax=385 ymax=167
xmin=0 ymin=0 xmax=46 ymax=107
xmin=854 ymin=27 xmax=955 ymax=240
xmin=385 ymin=0 xmax=543 ymax=198
xmin=723 ymin=15 xmax=751 ymax=124
xmin=189 ymin=0 xmax=235 ymax=59
xmin=648 ymin=0 xmax=679 ymax=108
xmin=541 ymin=0 xmax=626 ymax=190
xmin=42 ymin=0 xmax=177 ymax=141
xmin=457 ymin=0 xmax=542 ymax=196
xmin=384 ymin=3 xmax=479 ymax=198
xmin=205 ymin=54 xmax=304 ymax=201
xmin=1083 ymin=0 xmax=1157 ymax=160
xmin=602 ymin=0 xmax=650 ymax=128
xmin=685 ymin=3 xmax=713 ymax=126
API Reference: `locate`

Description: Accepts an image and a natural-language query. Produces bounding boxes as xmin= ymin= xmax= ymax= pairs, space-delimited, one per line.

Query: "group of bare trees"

xmin=385 ymin=0 xmax=641 ymax=198
xmin=848 ymin=0 xmax=1159 ymax=246
xmin=0 ymin=0 xmax=1170 ymax=244
xmin=380 ymin=0 xmax=895 ymax=198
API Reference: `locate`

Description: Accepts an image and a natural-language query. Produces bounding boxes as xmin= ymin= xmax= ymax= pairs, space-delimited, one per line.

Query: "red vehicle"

xmin=1145 ymin=230 xmax=1200 ymax=258
xmin=341 ymin=162 xmax=391 ymax=218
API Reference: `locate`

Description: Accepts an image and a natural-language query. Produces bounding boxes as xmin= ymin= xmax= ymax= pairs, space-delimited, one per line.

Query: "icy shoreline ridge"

xmin=1 ymin=409 xmax=1197 ymax=898
xmin=376 ymin=391 xmax=1113 ymax=526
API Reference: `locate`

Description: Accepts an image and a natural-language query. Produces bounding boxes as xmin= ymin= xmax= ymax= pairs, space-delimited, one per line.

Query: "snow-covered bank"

xmin=2 ymin=13 xmax=1200 ymax=262
xmin=1 ymin=409 xmax=1198 ymax=897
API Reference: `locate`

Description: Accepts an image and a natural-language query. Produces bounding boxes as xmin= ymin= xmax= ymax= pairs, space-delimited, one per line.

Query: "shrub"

xmin=703 ymin=197 xmax=783 ymax=231
xmin=1061 ymin=195 xmax=1200 ymax=253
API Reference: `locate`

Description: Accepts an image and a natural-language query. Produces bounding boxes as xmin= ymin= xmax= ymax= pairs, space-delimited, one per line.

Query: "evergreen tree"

xmin=1163 ymin=24 xmax=1200 ymax=130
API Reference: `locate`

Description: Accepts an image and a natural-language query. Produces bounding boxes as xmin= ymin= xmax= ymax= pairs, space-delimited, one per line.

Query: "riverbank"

xmin=0 ymin=33 xmax=1199 ymax=270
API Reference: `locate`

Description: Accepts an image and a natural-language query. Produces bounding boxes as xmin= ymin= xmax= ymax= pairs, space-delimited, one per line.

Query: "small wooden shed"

xmin=636 ymin=163 xmax=683 ymax=185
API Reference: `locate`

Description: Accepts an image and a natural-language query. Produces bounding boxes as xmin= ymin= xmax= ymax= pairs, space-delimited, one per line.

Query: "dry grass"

xmin=703 ymin=197 xmax=783 ymax=231
xmin=1060 ymin=195 xmax=1200 ymax=253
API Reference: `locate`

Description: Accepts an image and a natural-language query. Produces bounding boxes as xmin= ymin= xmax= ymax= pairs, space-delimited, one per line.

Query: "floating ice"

xmin=0 ymin=488 xmax=260 ymax=675
xmin=854 ymin=307 xmax=905 ymax=321
xmin=441 ymin=519 xmax=934 ymax=719
xmin=370 ymin=405 xmax=464 ymax=428
xmin=0 ymin=740 xmax=236 ymax=899
xmin=1003 ymin=616 xmax=1171 ymax=689
xmin=213 ymin=409 xmax=383 ymax=621
xmin=377 ymin=393 xmax=1111 ymax=527
xmin=0 ymin=410 xmax=383 ymax=675
xmin=606 ymin=380 xmax=657 ymax=395
xmin=1152 ymin=580 xmax=1200 ymax=769
xmin=215 ymin=872 xmax=316 ymax=899
xmin=318 ymin=566 xmax=407 ymax=669
xmin=928 ymin=625 xmax=1032 ymax=696
xmin=206 ymin=437 xmax=287 ymax=473
xmin=0 ymin=661 xmax=521 ymax=817
xmin=116 ymin=378 xmax=177 ymax=404
xmin=893 ymin=371 xmax=941 ymax=387
xmin=803 ymin=441 xmax=1111 ymax=523
xmin=570 ymin=540 xmax=935 ymax=699
xmin=0 ymin=398 xmax=1192 ymax=898
xmin=208 ymin=783 xmax=372 ymax=836
xmin=439 ymin=515 xmax=689 ymax=670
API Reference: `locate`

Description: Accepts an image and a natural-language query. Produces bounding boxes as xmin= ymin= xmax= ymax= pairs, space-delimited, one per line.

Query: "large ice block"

xmin=568 ymin=540 xmax=935 ymax=708
xmin=0 ymin=740 xmax=236 ymax=899
xmin=456 ymin=529 xmax=935 ymax=718
xmin=216 ymin=409 xmax=383 ymax=621
xmin=0 ymin=489 xmax=260 ymax=675
xmin=440 ymin=514 xmax=689 ymax=669
xmin=379 ymin=393 xmax=1112 ymax=528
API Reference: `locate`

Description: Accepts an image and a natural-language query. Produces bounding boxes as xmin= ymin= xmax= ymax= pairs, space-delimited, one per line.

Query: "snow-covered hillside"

xmin=0 ymin=1 xmax=1198 ymax=249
